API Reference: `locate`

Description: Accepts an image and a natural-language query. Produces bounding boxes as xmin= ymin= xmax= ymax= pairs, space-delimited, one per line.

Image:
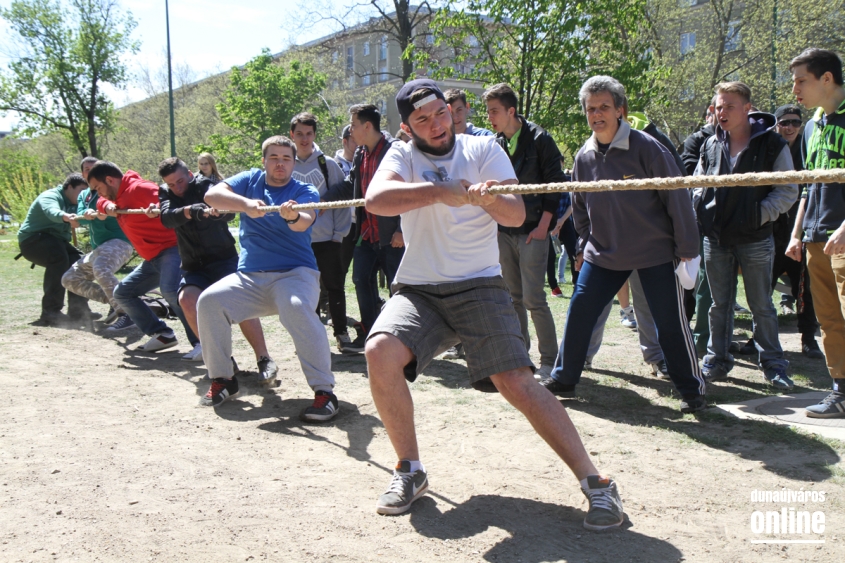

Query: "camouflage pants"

xmin=62 ymin=239 xmax=134 ymax=310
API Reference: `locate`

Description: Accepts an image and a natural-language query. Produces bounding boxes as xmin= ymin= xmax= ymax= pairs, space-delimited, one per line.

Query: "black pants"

xmin=312 ymin=240 xmax=347 ymax=335
xmin=19 ymin=233 xmax=87 ymax=318
xmin=340 ymin=228 xmax=356 ymax=279
xmin=559 ymin=217 xmax=580 ymax=287
xmin=546 ymin=237 xmax=559 ymax=290
xmin=773 ymin=242 xmax=818 ymax=336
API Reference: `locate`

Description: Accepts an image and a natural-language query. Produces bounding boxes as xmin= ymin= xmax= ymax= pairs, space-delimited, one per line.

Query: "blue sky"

xmin=0 ymin=0 xmax=348 ymax=131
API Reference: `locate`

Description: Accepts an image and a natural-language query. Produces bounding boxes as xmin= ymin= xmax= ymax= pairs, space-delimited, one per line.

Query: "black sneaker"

xmin=337 ymin=332 xmax=364 ymax=355
xmin=739 ymin=338 xmax=757 ymax=355
xmin=300 ymin=390 xmax=339 ymax=422
xmin=539 ymin=377 xmax=576 ymax=398
xmin=581 ymin=475 xmax=624 ymax=531
xmin=376 ymin=460 xmax=429 ymax=515
xmin=680 ymin=395 xmax=707 ymax=413
xmin=104 ymin=306 xmax=118 ymax=325
xmin=257 ymin=356 xmax=278 ymax=384
xmin=802 ymin=338 xmax=825 ymax=360
xmin=650 ymin=359 xmax=669 ymax=379
xmin=200 ymin=376 xmax=239 ymax=407
xmin=805 ymin=392 xmax=845 ymax=418
xmin=103 ymin=313 xmax=135 ymax=333
xmin=763 ymin=367 xmax=794 ymax=391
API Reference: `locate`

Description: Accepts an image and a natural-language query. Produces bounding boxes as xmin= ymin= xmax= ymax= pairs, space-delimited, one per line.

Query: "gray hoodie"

xmin=572 ymin=120 xmax=699 ymax=270
xmin=292 ymin=143 xmax=352 ymax=243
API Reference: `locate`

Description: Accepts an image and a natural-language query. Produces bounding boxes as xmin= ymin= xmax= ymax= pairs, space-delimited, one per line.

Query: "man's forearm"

xmin=365 ymin=180 xmax=444 ymax=216
xmin=791 ymin=198 xmax=807 ymax=240
xmin=483 ymin=194 xmax=526 ymax=227
xmin=205 ymin=184 xmax=251 ymax=211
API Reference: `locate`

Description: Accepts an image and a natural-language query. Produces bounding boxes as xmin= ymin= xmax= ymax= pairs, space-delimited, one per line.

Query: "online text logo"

xmin=749 ymin=488 xmax=826 ymax=545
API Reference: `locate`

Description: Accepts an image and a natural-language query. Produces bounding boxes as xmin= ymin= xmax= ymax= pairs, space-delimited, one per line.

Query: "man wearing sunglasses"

xmin=771 ymin=105 xmax=824 ymax=359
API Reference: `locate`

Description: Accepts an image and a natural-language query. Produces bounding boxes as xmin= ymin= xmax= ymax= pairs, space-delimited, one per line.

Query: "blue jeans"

xmin=551 ymin=260 xmax=705 ymax=399
xmin=113 ymin=246 xmax=197 ymax=344
xmin=352 ymin=239 xmax=403 ymax=332
xmin=703 ymin=236 xmax=785 ymax=372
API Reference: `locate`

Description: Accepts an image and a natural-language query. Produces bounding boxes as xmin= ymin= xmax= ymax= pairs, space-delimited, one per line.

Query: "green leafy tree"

xmin=0 ymin=141 xmax=55 ymax=225
xmin=643 ymin=0 xmax=845 ymax=144
xmin=196 ymin=50 xmax=329 ymax=169
xmin=0 ymin=0 xmax=139 ymax=158
xmin=423 ymin=0 xmax=662 ymax=156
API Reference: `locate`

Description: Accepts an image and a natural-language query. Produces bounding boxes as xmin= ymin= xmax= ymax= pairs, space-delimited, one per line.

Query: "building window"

xmin=379 ymin=36 xmax=388 ymax=61
xmin=467 ymin=35 xmax=479 ymax=48
xmin=379 ymin=65 xmax=388 ymax=82
xmin=332 ymin=50 xmax=338 ymax=64
xmin=363 ymin=74 xmax=371 ymax=86
xmin=678 ymin=0 xmax=698 ymax=6
xmin=363 ymin=42 xmax=370 ymax=56
xmin=426 ymin=33 xmax=435 ymax=45
xmin=725 ymin=21 xmax=741 ymax=52
xmin=348 ymin=75 xmax=355 ymax=88
xmin=680 ymin=32 xmax=696 ymax=55
xmin=378 ymin=100 xmax=387 ymax=115
xmin=346 ymin=46 xmax=354 ymax=70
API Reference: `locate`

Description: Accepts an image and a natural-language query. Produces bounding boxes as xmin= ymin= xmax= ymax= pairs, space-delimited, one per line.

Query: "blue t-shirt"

xmin=226 ymin=169 xmax=319 ymax=273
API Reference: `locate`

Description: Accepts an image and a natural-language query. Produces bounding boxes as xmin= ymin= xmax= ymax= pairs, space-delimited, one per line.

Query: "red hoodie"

xmin=97 ymin=170 xmax=177 ymax=260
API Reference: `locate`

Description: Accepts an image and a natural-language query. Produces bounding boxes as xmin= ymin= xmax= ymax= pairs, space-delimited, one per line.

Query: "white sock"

xmin=408 ymin=460 xmax=424 ymax=473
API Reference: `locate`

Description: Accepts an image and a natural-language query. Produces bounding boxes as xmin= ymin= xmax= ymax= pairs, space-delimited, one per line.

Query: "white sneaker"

xmin=140 ymin=330 xmax=178 ymax=352
xmin=181 ymin=342 xmax=203 ymax=362
xmin=619 ymin=306 xmax=637 ymax=329
xmin=534 ymin=364 xmax=554 ymax=381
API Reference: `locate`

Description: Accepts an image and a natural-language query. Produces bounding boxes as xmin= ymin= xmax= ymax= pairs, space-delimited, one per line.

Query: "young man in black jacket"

xmin=323 ymin=104 xmax=404 ymax=348
xmin=156 ymin=158 xmax=276 ymax=380
xmin=484 ymin=83 xmax=563 ymax=379
xmin=693 ymin=82 xmax=798 ymax=391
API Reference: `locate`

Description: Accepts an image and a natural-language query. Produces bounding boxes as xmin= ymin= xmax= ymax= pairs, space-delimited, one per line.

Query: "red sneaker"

xmin=551 ymin=287 xmax=564 ymax=298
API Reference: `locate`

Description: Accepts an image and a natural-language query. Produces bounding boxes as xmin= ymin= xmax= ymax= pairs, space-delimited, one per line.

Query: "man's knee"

xmin=60 ymin=268 xmax=77 ymax=290
xmin=365 ymin=333 xmax=412 ymax=370
xmin=490 ymin=367 xmax=535 ymax=398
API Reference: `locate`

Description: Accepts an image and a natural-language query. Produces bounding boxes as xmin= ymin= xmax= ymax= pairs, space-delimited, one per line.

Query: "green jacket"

xmin=76 ymin=188 xmax=129 ymax=249
xmin=17 ymin=186 xmax=76 ymax=243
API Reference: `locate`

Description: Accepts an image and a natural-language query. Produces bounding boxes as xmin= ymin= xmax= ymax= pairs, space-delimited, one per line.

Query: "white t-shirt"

xmin=378 ymin=134 xmax=517 ymax=285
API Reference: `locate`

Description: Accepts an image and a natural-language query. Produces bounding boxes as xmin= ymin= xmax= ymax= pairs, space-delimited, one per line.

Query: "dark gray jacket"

xmin=572 ymin=120 xmax=699 ymax=271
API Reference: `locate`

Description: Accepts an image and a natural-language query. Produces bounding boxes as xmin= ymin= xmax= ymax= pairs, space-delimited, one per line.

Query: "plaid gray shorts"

xmin=368 ymin=275 xmax=534 ymax=385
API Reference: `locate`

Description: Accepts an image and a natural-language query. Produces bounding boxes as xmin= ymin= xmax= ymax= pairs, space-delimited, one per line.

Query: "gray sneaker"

xmin=805 ymin=392 xmax=845 ymax=418
xmin=581 ymin=475 xmax=624 ymax=531
xmin=376 ymin=460 xmax=429 ymax=515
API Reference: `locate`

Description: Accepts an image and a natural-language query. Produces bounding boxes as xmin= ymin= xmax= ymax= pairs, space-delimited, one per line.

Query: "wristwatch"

xmin=285 ymin=212 xmax=301 ymax=225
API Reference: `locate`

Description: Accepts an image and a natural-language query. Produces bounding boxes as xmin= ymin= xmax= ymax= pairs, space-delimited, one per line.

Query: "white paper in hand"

xmin=675 ymin=256 xmax=701 ymax=290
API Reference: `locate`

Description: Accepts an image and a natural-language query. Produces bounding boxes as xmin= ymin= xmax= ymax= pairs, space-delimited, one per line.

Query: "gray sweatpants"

xmin=587 ymin=270 xmax=663 ymax=363
xmin=61 ymin=238 xmax=134 ymax=310
xmin=196 ymin=268 xmax=335 ymax=392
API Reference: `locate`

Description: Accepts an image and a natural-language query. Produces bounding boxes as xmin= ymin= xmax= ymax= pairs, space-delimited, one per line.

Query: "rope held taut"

xmin=113 ymin=168 xmax=845 ymax=216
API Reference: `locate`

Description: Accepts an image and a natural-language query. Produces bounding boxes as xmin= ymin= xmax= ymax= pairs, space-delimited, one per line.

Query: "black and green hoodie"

xmin=802 ymin=99 xmax=845 ymax=242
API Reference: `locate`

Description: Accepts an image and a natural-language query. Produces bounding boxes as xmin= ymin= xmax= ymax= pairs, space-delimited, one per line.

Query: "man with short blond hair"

xmin=694 ymin=81 xmax=798 ymax=390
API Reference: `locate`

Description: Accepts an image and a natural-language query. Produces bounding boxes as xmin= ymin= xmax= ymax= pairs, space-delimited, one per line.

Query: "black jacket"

xmin=159 ymin=173 xmax=237 ymax=271
xmin=324 ymin=135 xmax=401 ymax=247
xmin=644 ymin=122 xmax=687 ymax=176
xmin=694 ymin=113 xmax=791 ymax=246
xmin=495 ymin=118 xmax=564 ymax=235
xmin=680 ymin=124 xmax=716 ymax=176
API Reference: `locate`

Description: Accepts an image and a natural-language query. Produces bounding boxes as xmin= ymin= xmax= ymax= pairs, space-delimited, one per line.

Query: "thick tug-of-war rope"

xmin=114 ymin=168 xmax=845 ymax=216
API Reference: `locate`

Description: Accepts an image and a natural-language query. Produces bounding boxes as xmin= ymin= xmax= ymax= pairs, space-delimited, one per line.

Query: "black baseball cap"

xmin=340 ymin=124 xmax=351 ymax=140
xmin=775 ymin=104 xmax=802 ymax=120
xmin=396 ymin=78 xmax=446 ymax=123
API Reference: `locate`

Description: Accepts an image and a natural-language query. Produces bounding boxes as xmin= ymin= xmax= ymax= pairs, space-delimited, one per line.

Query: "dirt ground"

xmin=1 ymin=245 xmax=844 ymax=563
